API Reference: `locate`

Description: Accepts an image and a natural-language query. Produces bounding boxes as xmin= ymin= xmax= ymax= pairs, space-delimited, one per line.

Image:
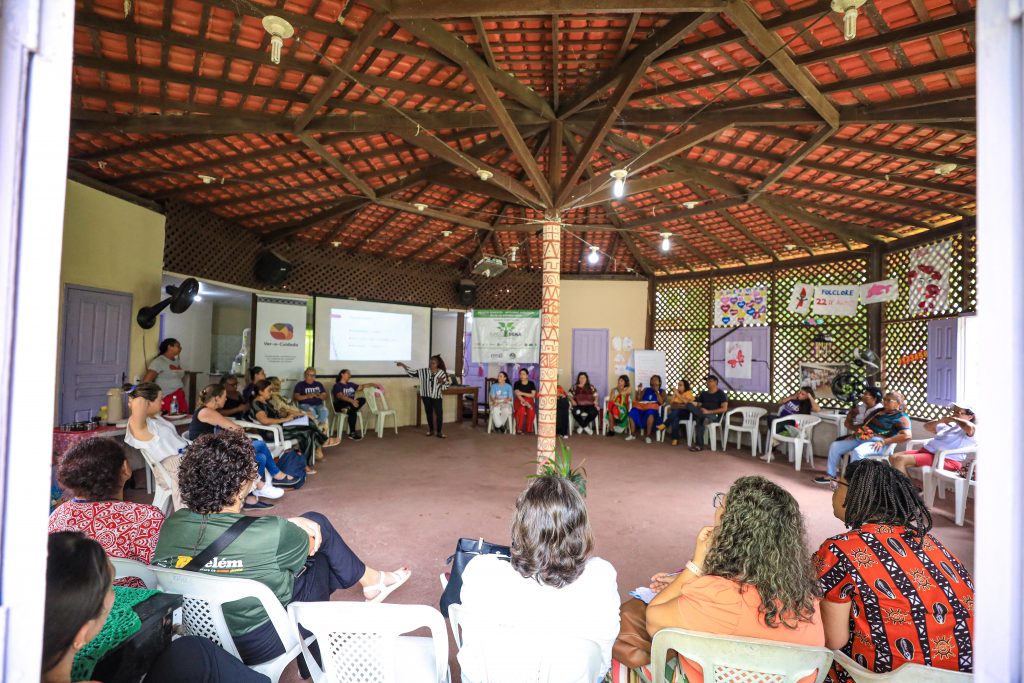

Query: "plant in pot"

xmin=530 ymin=438 xmax=588 ymax=497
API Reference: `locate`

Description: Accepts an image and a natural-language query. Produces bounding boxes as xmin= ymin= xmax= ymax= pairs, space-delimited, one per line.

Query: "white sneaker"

xmin=759 ymin=453 xmax=773 ymax=462
xmin=255 ymin=483 xmax=284 ymax=499
xmin=645 ymin=436 xmax=652 ymax=444
xmin=576 ymin=426 xmax=583 ymax=434
xmin=625 ymin=435 xmax=636 ymax=441
xmin=584 ymin=425 xmax=594 ymax=435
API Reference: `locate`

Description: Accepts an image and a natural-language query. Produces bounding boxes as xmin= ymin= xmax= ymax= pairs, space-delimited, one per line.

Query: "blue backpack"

xmin=275 ymin=450 xmax=307 ymax=489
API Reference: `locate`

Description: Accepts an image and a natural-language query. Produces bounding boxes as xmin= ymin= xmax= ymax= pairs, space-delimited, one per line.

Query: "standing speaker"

xmin=457 ymin=279 xmax=477 ymax=307
xmin=254 ymin=250 xmax=292 ymax=285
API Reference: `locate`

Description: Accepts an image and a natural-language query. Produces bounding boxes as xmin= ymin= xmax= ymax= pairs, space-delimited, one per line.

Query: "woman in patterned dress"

xmin=48 ymin=437 xmax=165 ymax=587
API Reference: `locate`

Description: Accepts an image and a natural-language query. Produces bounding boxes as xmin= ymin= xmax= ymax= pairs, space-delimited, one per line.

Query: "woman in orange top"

xmin=647 ymin=477 xmax=825 ymax=683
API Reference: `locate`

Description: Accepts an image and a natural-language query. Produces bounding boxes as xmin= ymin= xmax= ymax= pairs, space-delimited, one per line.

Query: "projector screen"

xmin=313 ymin=297 xmax=431 ymax=377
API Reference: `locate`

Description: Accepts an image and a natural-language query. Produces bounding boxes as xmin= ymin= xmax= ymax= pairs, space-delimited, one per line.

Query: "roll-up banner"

xmin=254 ymin=295 xmax=308 ymax=380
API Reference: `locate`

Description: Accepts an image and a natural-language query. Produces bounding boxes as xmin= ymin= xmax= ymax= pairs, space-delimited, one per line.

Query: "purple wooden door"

xmin=59 ymin=286 xmax=132 ymax=423
xmin=572 ymin=328 xmax=609 ymax=402
xmin=927 ymin=318 xmax=958 ymax=406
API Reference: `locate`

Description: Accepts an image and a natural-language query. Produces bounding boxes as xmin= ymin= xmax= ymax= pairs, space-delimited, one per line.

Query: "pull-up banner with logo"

xmin=471 ymin=309 xmax=541 ymax=363
xmin=254 ymin=295 xmax=308 ymax=380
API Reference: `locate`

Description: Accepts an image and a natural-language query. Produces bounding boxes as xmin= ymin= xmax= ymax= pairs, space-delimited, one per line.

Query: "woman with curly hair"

xmin=815 ymin=459 xmax=974 ymax=680
xmin=153 ymin=432 xmax=410 ymax=669
xmin=643 ymin=477 xmax=824 ymax=683
xmin=457 ymin=476 xmax=620 ymax=682
xmin=48 ymin=438 xmax=165 ymax=587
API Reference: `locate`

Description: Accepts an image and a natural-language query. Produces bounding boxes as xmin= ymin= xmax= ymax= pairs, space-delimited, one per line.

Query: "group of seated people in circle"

xmin=46 ymin=426 xmax=974 ymax=682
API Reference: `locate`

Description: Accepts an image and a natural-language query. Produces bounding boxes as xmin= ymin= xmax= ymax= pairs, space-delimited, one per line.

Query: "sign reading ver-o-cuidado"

xmin=471 ymin=309 xmax=541 ymax=363
xmin=254 ymin=295 xmax=308 ymax=379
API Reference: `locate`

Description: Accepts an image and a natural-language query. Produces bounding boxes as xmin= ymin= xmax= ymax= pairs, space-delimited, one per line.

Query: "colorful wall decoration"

xmin=713 ymin=286 xmax=769 ymax=327
xmin=908 ymin=239 xmax=952 ymax=314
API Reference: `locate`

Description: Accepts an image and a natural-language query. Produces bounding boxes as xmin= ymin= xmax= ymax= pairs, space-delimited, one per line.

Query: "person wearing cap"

xmin=842 ymin=386 xmax=884 ymax=435
xmin=891 ymin=402 xmax=976 ymax=476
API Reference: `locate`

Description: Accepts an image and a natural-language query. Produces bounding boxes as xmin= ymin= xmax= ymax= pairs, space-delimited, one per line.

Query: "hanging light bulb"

xmin=610 ymin=169 xmax=628 ymax=198
xmin=262 ymin=16 xmax=295 ymax=65
xmin=831 ymin=0 xmax=866 ymax=41
xmin=660 ymin=232 xmax=671 ymax=252
xmin=587 ymin=246 xmax=600 ymax=265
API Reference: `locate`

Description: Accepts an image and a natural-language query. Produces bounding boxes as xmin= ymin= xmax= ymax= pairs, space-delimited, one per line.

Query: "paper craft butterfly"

xmin=727 ymin=348 xmax=745 ymax=368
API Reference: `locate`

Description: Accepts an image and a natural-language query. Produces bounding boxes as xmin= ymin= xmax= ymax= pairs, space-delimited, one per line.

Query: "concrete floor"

xmin=171 ymin=423 xmax=974 ymax=681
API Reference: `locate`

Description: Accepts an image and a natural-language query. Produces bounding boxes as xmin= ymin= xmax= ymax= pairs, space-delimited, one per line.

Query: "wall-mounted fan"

xmin=136 ymin=278 xmax=200 ymax=329
xmin=831 ymin=348 xmax=881 ymax=404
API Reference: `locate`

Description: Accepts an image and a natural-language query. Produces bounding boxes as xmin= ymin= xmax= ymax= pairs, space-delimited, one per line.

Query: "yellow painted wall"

xmin=557 ymin=279 xmax=650 ymax=393
xmin=59 ymin=181 xmax=166 ymax=381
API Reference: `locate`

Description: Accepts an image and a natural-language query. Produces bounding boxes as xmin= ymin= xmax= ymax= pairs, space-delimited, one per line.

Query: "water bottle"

xmin=170 ymin=396 xmax=180 ymax=415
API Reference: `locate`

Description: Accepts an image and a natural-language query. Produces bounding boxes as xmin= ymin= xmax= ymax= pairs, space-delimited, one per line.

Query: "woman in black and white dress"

xmin=398 ymin=355 xmax=451 ymax=439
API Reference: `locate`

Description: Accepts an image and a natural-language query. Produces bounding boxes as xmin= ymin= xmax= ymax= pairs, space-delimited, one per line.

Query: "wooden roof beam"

xmin=724 ymin=0 xmax=839 ymax=129
xmin=557 ymin=13 xmax=712 ymax=206
xmin=297 ymin=133 xmax=377 ymax=198
xmin=747 ymin=127 xmax=833 ymax=200
xmin=382 ymin=0 xmax=726 ymax=17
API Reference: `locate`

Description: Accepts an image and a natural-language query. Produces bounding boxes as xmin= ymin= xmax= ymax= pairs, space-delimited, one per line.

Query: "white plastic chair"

xmin=650 ymin=628 xmax=833 ymax=683
xmin=136 ymin=446 xmax=177 ymax=515
xmin=764 ymin=415 xmax=822 ymax=471
xmin=366 ymin=388 xmax=398 ymax=438
xmin=703 ymin=416 xmax=724 ymax=451
xmin=232 ymin=419 xmax=297 ymax=458
xmin=656 ymin=404 xmax=694 ymax=445
xmin=487 ymin=403 xmax=515 ymax=435
xmin=723 ymin=407 xmax=767 ymax=457
xmin=568 ymin=404 xmax=602 ymax=436
xmin=331 ymin=402 xmax=366 ymax=439
xmin=921 ymin=448 xmax=977 ymax=526
xmin=149 ymin=565 xmax=307 ymax=683
xmin=287 ymin=601 xmax=450 ymax=683
xmin=831 ymin=649 xmax=972 ymax=681
xmin=449 ymin=604 xmax=604 ymax=683
xmin=110 ymin=556 xmax=158 ymax=588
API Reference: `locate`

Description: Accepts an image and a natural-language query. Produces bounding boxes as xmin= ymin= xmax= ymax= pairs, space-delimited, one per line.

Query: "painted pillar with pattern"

xmin=537 ymin=220 xmax=561 ymax=463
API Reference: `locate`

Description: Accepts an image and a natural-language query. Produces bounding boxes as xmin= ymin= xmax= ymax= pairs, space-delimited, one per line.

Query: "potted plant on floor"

xmin=530 ymin=438 xmax=588 ymax=497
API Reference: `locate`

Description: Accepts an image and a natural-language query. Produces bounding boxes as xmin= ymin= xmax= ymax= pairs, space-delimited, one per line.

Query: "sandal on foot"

xmin=305 ymin=466 xmax=318 ymax=475
xmin=363 ymin=568 xmax=411 ymax=603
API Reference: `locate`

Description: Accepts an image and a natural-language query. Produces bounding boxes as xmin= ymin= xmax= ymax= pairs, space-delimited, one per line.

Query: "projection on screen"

xmin=329 ymin=309 xmax=412 ymax=361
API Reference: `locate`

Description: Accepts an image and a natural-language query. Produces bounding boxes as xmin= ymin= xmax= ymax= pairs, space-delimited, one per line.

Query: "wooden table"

xmin=417 ymin=386 xmax=480 ymax=427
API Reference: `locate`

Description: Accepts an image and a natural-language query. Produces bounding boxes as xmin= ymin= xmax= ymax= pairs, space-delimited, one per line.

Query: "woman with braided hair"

xmin=814 ymin=459 xmax=974 ymax=681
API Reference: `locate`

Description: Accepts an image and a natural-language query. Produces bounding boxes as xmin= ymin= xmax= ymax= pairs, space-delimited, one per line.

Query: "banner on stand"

xmin=254 ymin=295 xmax=308 ymax=380
xmin=471 ymin=310 xmax=541 ymax=363
xmin=812 ymin=285 xmax=859 ymax=317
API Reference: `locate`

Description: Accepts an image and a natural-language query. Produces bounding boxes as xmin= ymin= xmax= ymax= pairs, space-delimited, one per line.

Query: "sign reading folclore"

xmin=471 ymin=310 xmax=541 ymax=364
xmin=254 ymin=295 xmax=308 ymax=380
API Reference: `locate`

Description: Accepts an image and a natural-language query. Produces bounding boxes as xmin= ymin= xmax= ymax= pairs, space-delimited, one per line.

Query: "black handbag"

xmin=439 ymin=537 xmax=510 ymax=617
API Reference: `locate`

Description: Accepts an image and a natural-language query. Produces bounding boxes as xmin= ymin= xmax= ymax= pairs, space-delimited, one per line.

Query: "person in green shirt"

xmin=152 ymin=432 xmax=411 ymax=667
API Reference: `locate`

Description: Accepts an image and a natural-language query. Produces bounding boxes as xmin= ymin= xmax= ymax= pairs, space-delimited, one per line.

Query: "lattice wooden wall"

xmin=882 ymin=230 xmax=976 ymax=421
xmin=655 ymin=257 xmax=869 ymax=410
xmin=163 ymin=201 xmax=541 ymax=309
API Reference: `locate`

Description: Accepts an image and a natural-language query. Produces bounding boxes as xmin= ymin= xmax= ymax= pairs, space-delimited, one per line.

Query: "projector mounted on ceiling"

xmin=472 ymin=255 xmax=508 ymax=278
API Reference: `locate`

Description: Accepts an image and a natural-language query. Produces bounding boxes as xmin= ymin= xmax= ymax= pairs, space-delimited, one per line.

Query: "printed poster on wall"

xmin=786 ymin=282 xmax=815 ymax=315
xmin=860 ymin=279 xmax=900 ymax=305
xmin=470 ymin=309 xmax=541 ymax=363
xmin=254 ymin=295 xmax=308 ymax=380
xmin=713 ymin=286 xmax=768 ymax=327
xmin=907 ymin=239 xmax=952 ymax=314
xmin=631 ymin=349 xmax=666 ymax=388
xmin=724 ymin=340 xmax=752 ymax=380
xmin=812 ymin=285 xmax=859 ymax=317
xmin=799 ymin=362 xmax=847 ymax=401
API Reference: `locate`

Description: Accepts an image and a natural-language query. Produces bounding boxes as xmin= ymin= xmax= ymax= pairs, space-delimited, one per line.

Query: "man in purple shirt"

xmin=293 ymin=367 xmax=329 ymax=426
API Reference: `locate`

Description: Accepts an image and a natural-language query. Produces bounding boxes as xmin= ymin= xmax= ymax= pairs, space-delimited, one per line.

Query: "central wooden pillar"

xmin=537 ymin=220 xmax=561 ymax=463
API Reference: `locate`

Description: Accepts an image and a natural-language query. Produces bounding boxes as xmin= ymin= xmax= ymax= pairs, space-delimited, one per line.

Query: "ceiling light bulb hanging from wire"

xmin=262 ymin=16 xmax=294 ymax=65
xmin=610 ymin=169 xmax=628 ymax=198
xmin=660 ymin=232 xmax=672 ymax=252
xmin=831 ymin=0 xmax=866 ymax=41
xmin=587 ymin=246 xmax=600 ymax=265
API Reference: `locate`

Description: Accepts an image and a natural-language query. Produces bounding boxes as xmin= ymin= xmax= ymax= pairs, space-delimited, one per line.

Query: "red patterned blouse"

xmin=814 ymin=523 xmax=974 ymax=681
xmin=48 ymin=500 xmax=165 ymax=588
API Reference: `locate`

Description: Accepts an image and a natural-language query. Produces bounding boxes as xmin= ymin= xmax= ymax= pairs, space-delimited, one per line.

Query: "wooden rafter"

xmin=747 ymin=127 xmax=833 ymax=200
xmin=298 ymin=133 xmax=377 ymax=198
xmin=557 ymin=13 xmax=711 ymax=206
xmin=724 ymin=0 xmax=839 ymax=129
xmin=383 ymin=0 xmax=726 ymax=17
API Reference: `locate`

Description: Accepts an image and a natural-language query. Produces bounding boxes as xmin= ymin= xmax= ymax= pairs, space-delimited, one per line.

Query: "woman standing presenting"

xmin=142 ymin=338 xmax=187 ymax=413
xmin=398 ymin=355 xmax=451 ymax=438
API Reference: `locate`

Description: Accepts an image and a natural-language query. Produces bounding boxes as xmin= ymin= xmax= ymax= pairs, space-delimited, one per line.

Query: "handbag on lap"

xmin=439 ymin=537 xmax=510 ymax=617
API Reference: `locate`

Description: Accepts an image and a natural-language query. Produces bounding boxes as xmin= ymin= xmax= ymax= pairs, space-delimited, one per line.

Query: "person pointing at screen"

xmin=398 ymin=356 xmax=451 ymax=439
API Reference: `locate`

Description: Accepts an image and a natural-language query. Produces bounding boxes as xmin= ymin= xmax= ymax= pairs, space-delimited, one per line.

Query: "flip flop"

xmin=364 ymin=568 xmax=411 ymax=603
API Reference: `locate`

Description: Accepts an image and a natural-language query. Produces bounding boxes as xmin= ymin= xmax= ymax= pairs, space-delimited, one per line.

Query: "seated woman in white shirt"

xmin=891 ymin=402 xmax=977 ymax=475
xmin=488 ymin=371 xmax=514 ymax=432
xmin=124 ymin=382 xmax=188 ymax=511
xmin=458 ymin=476 xmax=620 ymax=683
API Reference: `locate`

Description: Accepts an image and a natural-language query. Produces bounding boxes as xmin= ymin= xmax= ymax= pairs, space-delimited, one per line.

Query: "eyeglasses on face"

xmin=713 ymin=492 xmax=725 ymax=508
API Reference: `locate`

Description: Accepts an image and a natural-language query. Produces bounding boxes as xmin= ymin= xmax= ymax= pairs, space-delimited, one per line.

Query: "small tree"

xmin=530 ymin=439 xmax=587 ymax=497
